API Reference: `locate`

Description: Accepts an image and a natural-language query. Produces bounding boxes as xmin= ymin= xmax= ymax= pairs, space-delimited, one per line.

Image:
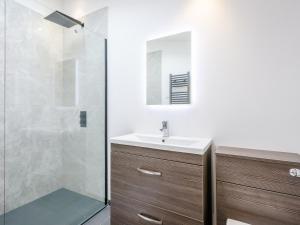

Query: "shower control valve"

xmin=80 ymin=111 xmax=87 ymax=128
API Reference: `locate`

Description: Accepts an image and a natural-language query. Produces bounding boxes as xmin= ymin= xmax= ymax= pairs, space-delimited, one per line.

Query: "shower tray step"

xmin=0 ymin=188 xmax=106 ymax=225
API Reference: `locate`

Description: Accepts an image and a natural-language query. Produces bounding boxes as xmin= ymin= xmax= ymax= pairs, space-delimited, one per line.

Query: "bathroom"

xmin=0 ymin=0 xmax=299 ymax=225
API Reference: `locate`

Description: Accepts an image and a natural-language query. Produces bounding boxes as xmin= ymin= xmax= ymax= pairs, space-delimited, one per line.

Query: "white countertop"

xmin=110 ymin=133 xmax=212 ymax=155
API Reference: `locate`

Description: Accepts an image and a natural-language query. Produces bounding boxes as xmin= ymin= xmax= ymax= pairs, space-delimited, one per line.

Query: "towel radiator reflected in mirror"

xmin=169 ymin=72 xmax=190 ymax=104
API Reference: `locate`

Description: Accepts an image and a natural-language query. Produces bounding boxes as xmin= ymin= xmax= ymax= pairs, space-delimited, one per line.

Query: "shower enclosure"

xmin=0 ymin=0 xmax=108 ymax=224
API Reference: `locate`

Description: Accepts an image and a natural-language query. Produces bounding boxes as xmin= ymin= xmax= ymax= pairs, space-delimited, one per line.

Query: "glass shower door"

xmin=0 ymin=0 xmax=5 ymax=224
xmin=3 ymin=0 xmax=107 ymax=224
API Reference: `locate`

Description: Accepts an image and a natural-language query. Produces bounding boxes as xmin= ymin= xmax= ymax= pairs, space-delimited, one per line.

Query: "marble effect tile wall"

xmin=4 ymin=0 xmax=64 ymax=212
xmin=147 ymin=51 xmax=162 ymax=105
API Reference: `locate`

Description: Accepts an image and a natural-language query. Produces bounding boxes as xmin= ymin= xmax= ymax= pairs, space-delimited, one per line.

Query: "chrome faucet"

xmin=160 ymin=121 xmax=169 ymax=138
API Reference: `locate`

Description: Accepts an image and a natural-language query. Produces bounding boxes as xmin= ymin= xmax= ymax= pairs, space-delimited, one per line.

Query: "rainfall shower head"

xmin=44 ymin=11 xmax=84 ymax=28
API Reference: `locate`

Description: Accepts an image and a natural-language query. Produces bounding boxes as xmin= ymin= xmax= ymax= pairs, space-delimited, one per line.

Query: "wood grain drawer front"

xmin=217 ymin=155 xmax=300 ymax=196
xmin=112 ymin=150 xmax=204 ymax=221
xmin=217 ymin=182 xmax=300 ymax=225
xmin=111 ymin=193 xmax=203 ymax=225
xmin=112 ymin=143 xmax=204 ymax=165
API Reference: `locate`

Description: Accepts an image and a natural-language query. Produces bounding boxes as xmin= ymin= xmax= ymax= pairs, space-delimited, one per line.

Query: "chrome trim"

xmin=289 ymin=168 xmax=300 ymax=177
xmin=137 ymin=168 xmax=162 ymax=176
xmin=137 ymin=213 xmax=163 ymax=225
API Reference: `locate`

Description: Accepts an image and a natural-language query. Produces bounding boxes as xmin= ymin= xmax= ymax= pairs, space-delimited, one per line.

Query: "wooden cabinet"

xmin=112 ymin=193 xmax=203 ymax=225
xmin=216 ymin=146 xmax=300 ymax=225
xmin=111 ymin=144 xmax=210 ymax=225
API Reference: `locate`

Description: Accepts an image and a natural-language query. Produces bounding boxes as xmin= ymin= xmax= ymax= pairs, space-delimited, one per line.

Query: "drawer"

xmin=111 ymin=193 xmax=203 ymax=225
xmin=111 ymin=143 xmax=205 ymax=165
xmin=216 ymin=155 xmax=300 ymax=196
xmin=111 ymin=150 xmax=204 ymax=221
xmin=217 ymin=181 xmax=300 ymax=225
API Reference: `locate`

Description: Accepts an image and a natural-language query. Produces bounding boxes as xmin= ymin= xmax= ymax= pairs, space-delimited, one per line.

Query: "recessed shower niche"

xmin=0 ymin=0 xmax=108 ymax=225
xmin=55 ymin=59 xmax=77 ymax=106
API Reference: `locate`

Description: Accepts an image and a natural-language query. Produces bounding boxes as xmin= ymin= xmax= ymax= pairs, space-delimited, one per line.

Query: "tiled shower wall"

xmin=0 ymin=0 xmax=107 ymax=213
xmin=4 ymin=0 xmax=64 ymax=211
xmin=147 ymin=51 xmax=162 ymax=105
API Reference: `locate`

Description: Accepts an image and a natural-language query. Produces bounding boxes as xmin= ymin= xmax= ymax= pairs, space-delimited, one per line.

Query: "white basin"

xmin=110 ymin=133 xmax=212 ymax=155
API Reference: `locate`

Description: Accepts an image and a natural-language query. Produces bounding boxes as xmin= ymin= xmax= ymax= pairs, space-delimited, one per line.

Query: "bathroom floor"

xmin=0 ymin=189 xmax=106 ymax=225
xmin=84 ymin=206 xmax=110 ymax=225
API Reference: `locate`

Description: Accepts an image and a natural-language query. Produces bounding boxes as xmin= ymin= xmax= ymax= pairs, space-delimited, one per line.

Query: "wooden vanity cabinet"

xmin=216 ymin=146 xmax=300 ymax=225
xmin=111 ymin=144 xmax=210 ymax=225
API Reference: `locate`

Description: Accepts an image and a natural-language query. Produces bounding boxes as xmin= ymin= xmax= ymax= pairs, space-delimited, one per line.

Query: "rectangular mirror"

xmin=147 ymin=31 xmax=191 ymax=105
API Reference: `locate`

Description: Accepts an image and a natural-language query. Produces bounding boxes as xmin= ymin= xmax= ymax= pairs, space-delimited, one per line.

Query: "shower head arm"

xmin=45 ymin=11 xmax=84 ymax=28
xmin=57 ymin=11 xmax=84 ymax=28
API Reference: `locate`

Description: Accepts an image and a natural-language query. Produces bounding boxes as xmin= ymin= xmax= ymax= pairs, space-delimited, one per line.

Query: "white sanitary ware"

xmin=227 ymin=219 xmax=251 ymax=225
xmin=110 ymin=133 xmax=212 ymax=155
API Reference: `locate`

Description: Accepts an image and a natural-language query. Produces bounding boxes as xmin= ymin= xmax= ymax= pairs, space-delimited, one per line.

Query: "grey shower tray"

xmin=0 ymin=188 xmax=106 ymax=225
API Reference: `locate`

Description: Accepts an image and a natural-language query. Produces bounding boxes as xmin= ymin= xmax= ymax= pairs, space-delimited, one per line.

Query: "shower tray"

xmin=0 ymin=189 xmax=106 ymax=225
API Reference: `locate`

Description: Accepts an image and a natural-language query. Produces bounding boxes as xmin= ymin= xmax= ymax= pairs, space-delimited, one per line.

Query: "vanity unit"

xmin=110 ymin=134 xmax=212 ymax=225
xmin=216 ymin=146 xmax=300 ymax=225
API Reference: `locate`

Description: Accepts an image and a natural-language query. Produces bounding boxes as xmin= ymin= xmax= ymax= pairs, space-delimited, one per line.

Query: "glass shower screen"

xmin=1 ymin=0 xmax=107 ymax=224
xmin=0 ymin=0 xmax=5 ymax=224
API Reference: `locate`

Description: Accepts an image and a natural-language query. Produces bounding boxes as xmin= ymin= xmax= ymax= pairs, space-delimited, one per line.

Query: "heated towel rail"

xmin=169 ymin=72 xmax=190 ymax=104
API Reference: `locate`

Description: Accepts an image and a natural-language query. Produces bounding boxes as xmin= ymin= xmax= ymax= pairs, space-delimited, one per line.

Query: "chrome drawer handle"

xmin=289 ymin=168 xmax=300 ymax=177
xmin=137 ymin=168 xmax=162 ymax=176
xmin=137 ymin=213 xmax=163 ymax=225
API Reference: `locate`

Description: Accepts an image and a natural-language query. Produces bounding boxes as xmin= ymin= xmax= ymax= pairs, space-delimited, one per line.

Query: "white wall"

xmin=62 ymin=0 xmax=109 ymax=19
xmin=108 ymin=0 xmax=300 ymax=154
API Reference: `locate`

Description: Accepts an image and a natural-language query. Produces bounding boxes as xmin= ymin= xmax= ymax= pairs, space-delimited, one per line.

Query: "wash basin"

xmin=110 ymin=133 xmax=212 ymax=155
